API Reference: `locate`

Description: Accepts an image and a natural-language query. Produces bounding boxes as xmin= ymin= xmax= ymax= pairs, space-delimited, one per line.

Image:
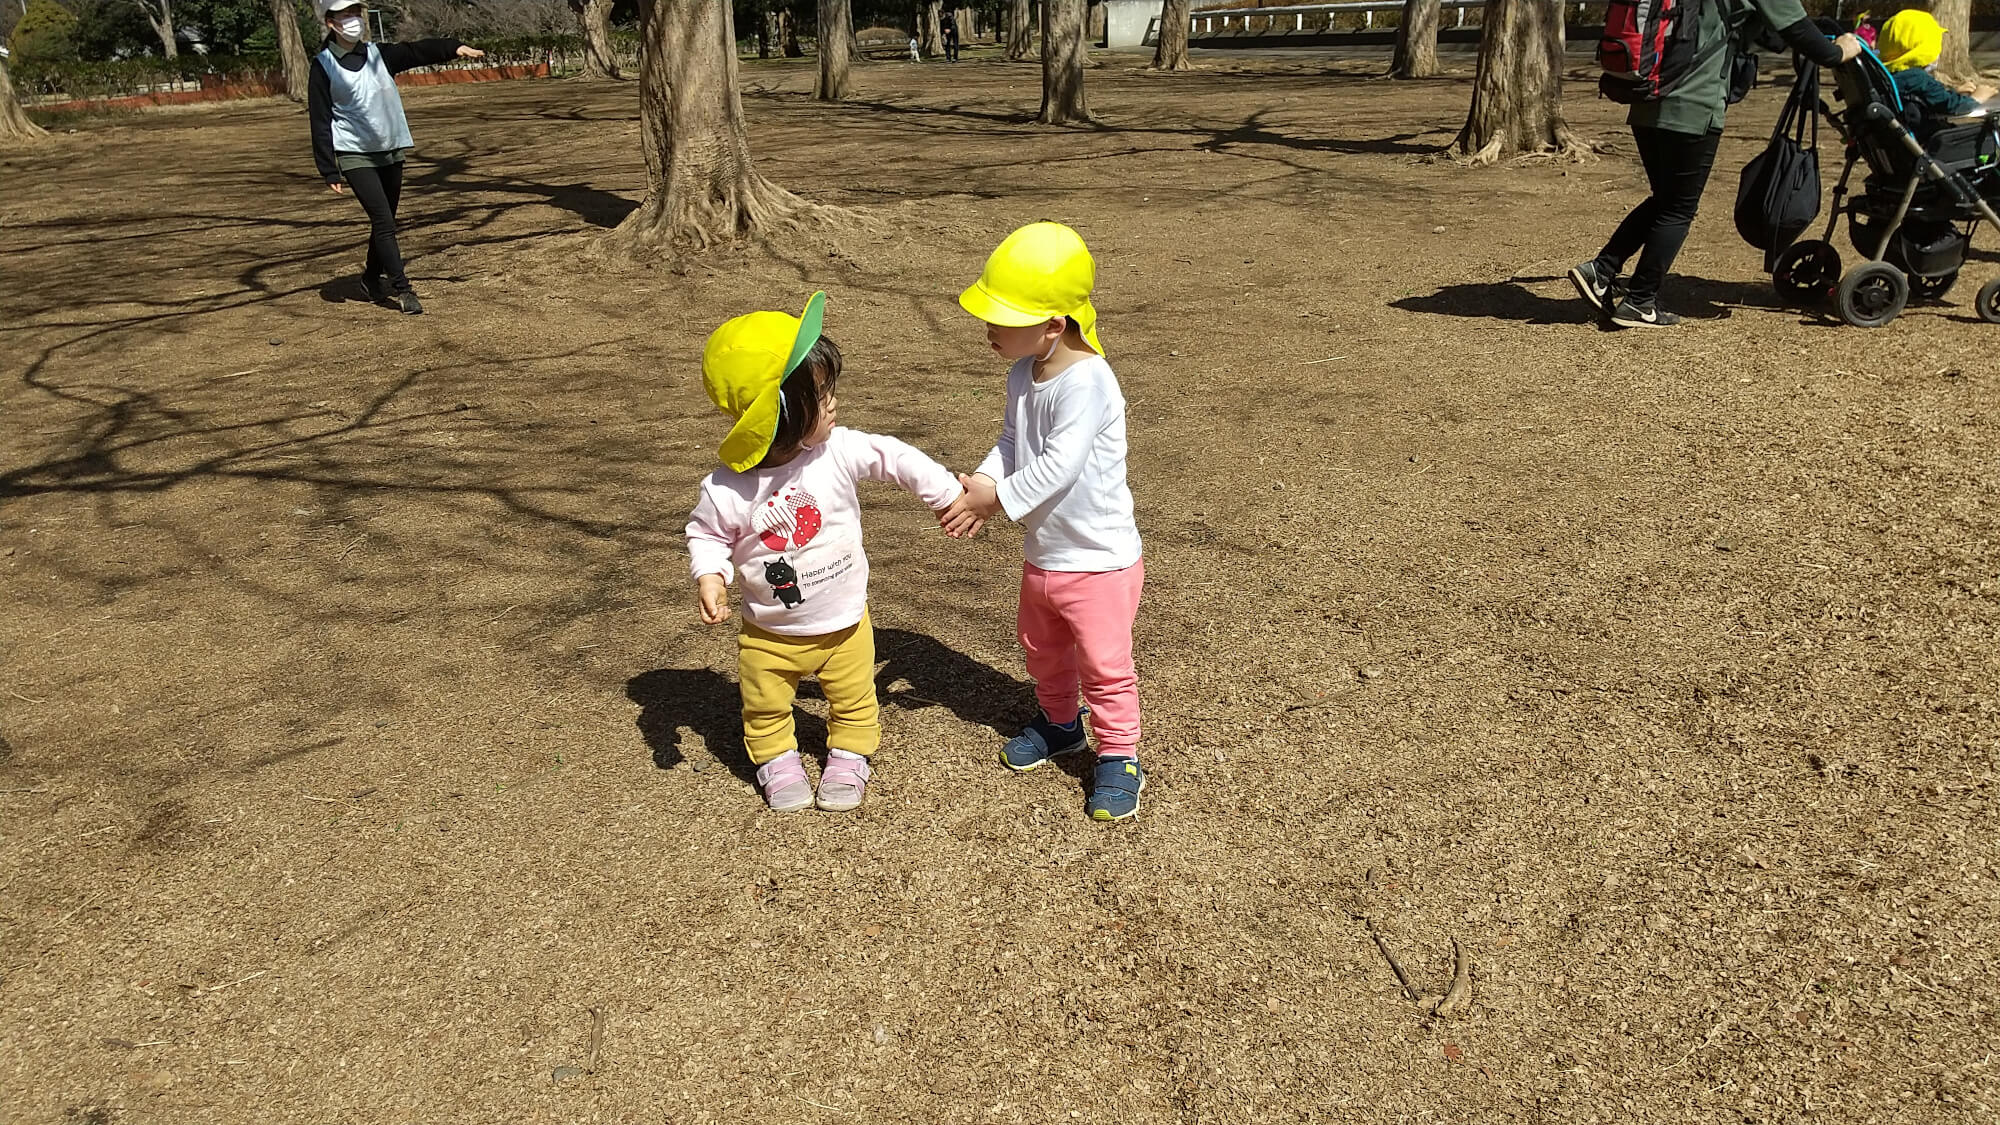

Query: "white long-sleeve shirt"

xmin=687 ymin=427 xmax=962 ymax=636
xmin=973 ymin=354 xmax=1142 ymax=572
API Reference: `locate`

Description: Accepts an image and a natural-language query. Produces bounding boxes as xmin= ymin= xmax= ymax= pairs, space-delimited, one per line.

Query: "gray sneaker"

xmin=1608 ymin=296 xmax=1681 ymax=329
xmin=1568 ymin=260 xmax=1616 ymax=311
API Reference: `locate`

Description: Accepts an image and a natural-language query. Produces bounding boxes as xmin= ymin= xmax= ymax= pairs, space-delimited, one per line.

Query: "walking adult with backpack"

xmin=308 ymin=0 xmax=485 ymax=315
xmin=1569 ymin=0 xmax=1863 ymax=328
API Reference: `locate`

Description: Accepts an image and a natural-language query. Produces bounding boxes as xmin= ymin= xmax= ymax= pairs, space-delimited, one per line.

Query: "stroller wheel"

xmin=1911 ymin=271 xmax=1959 ymax=304
xmin=1773 ymin=241 xmax=1841 ymax=305
xmin=1835 ymin=263 xmax=1909 ymax=328
xmin=1977 ymin=278 xmax=2000 ymax=324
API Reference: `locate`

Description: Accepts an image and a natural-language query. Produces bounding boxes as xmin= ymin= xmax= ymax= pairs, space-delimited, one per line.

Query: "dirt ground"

xmin=2 ymin=47 xmax=1996 ymax=1125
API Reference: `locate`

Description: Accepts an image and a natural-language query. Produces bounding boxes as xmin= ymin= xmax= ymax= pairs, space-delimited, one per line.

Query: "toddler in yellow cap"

xmin=1876 ymin=10 xmax=1995 ymax=138
xmin=687 ymin=292 xmax=964 ymax=813
xmin=941 ymin=222 xmax=1148 ymax=822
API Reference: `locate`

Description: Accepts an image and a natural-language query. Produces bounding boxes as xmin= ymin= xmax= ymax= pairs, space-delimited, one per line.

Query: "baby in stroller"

xmin=1761 ymin=21 xmax=2000 ymax=326
xmin=1875 ymin=10 xmax=1997 ymax=139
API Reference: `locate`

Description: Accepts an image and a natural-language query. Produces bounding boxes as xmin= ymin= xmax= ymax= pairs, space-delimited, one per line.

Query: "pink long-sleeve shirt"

xmin=686 ymin=427 xmax=963 ymax=637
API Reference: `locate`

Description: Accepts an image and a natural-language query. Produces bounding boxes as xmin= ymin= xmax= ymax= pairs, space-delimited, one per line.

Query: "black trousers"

xmin=341 ymin=160 xmax=409 ymax=294
xmin=1593 ymin=125 xmax=1723 ymax=303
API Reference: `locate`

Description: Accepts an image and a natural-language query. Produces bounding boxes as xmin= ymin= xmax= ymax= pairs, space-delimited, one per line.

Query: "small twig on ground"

xmin=8 ymin=691 xmax=47 ymax=704
xmin=486 ymin=604 xmax=521 ymax=626
xmin=585 ymin=1006 xmax=606 ymax=1073
xmin=1366 ymin=922 xmax=1420 ymax=1003
xmin=1301 ymin=355 xmax=1350 ymax=366
xmin=796 ymin=1095 xmax=846 ymax=1112
xmin=1431 ymin=937 xmax=1472 ymax=1017
xmin=300 ymin=794 xmax=339 ymax=804
xmin=205 ymin=969 xmax=269 ymax=993
xmin=336 ymin=534 xmax=368 ymax=561
xmin=58 ymin=892 xmax=103 ymax=925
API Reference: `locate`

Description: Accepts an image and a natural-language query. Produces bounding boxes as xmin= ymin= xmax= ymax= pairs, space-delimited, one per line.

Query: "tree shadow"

xmin=623 ymin=629 xmax=1031 ymax=783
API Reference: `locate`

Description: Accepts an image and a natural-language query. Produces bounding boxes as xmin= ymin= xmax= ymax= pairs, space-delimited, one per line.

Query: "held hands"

xmin=696 ymin=573 xmax=731 ymax=624
xmin=456 ymin=45 xmax=486 ymax=59
xmin=938 ymin=473 xmax=1000 ymax=539
xmin=329 ymin=181 xmax=347 ymax=194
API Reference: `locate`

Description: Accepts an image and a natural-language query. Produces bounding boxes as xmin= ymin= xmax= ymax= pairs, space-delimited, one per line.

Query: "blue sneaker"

xmin=999 ymin=709 xmax=1089 ymax=772
xmin=1087 ymin=756 xmax=1145 ymax=822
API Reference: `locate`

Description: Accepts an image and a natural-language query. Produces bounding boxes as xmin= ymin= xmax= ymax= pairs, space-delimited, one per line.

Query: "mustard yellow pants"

xmin=738 ymin=611 xmax=880 ymax=766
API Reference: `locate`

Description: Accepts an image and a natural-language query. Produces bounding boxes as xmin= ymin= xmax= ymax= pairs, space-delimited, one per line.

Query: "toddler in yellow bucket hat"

xmin=686 ymin=292 xmax=965 ymax=814
xmin=1875 ymin=10 xmax=1995 ymax=135
xmin=940 ymin=222 xmax=1149 ymax=823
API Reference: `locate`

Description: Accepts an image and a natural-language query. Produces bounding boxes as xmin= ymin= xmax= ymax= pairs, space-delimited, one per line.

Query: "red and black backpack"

xmin=1599 ymin=0 xmax=1734 ymax=104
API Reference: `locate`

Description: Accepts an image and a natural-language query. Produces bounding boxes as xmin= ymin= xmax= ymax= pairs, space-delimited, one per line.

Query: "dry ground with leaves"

xmin=1 ymin=48 xmax=1995 ymax=1125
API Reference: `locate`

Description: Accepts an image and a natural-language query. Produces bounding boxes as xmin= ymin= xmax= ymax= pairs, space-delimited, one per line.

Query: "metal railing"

xmin=1191 ymin=1 xmax=1606 ymax=33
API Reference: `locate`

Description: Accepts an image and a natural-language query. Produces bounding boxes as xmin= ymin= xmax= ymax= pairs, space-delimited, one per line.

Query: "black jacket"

xmin=307 ymin=37 xmax=463 ymax=183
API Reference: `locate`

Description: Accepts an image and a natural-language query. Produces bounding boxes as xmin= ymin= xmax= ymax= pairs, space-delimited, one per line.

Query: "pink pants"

xmin=1018 ymin=559 xmax=1144 ymax=758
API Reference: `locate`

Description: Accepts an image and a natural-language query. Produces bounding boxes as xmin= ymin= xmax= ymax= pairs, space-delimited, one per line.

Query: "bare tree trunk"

xmin=759 ymin=2 xmax=773 ymax=57
xmin=1039 ymin=0 xmax=1087 ymax=123
xmin=1150 ymin=0 xmax=1189 ymax=70
xmin=610 ymin=0 xmax=808 ymax=254
xmin=269 ymin=0 xmax=311 ymax=101
xmin=956 ymin=6 xmax=975 ymax=41
xmin=1390 ymin=0 xmax=1439 ymax=78
xmin=816 ymin=0 xmax=852 ymax=99
xmin=139 ymin=0 xmax=179 ymax=58
xmin=920 ymin=1 xmax=943 ymax=56
xmin=567 ymin=0 xmax=622 ymax=77
xmin=781 ymin=6 xmax=803 ymax=55
xmin=0 ymin=57 xmax=47 ymax=144
xmin=1931 ymin=0 xmax=1976 ymax=87
xmin=1453 ymin=0 xmax=1583 ymax=164
xmin=1007 ymin=0 xmax=1032 ymax=58
xmin=1088 ymin=0 xmax=1103 ymax=43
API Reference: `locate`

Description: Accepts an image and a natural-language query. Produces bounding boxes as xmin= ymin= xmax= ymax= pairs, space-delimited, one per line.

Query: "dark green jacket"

xmin=1631 ymin=0 xmax=1841 ymax=134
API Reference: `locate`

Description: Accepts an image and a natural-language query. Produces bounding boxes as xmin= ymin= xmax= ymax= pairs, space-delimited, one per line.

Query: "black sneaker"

xmin=1568 ymin=260 xmax=1615 ymax=310
xmin=361 ymin=271 xmax=392 ymax=303
xmin=1608 ymin=295 xmax=1680 ymax=328
xmin=397 ymin=291 xmax=424 ymax=315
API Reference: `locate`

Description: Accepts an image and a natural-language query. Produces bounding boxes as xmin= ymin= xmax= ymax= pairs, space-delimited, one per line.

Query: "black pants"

xmin=943 ymin=33 xmax=959 ymax=61
xmin=342 ymin=161 xmax=409 ymax=294
xmin=1593 ymin=125 xmax=1723 ymax=303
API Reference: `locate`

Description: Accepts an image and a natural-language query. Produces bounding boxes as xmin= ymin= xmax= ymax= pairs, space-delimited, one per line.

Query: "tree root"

xmin=599 ymin=174 xmax=857 ymax=260
xmin=1430 ymin=936 xmax=1473 ymax=1018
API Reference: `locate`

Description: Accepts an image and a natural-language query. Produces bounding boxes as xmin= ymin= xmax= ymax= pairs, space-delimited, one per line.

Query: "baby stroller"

xmin=1767 ymin=47 xmax=2000 ymax=327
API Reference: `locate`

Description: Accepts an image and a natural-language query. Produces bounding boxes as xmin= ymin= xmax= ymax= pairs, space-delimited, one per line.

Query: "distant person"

xmin=910 ymin=34 xmax=921 ymax=62
xmin=941 ymin=10 xmax=962 ymax=62
xmin=1570 ymin=1 xmax=1863 ymax=328
xmin=308 ymin=0 xmax=485 ymax=315
xmin=1876 ymin=10 xmax=1998 ymax=138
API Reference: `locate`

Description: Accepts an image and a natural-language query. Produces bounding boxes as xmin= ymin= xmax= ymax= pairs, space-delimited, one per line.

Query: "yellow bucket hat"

xmin=1878 ymin=10 xmax=1945 ymax=73
xmin=702 ymin=291 xmax=826 ymax=473
xmin=958 ymin=222 xmax=1104 ymax=356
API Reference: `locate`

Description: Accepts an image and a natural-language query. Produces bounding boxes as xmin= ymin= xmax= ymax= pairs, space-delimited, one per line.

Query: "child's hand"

xmin=940 ymin=473 xmax=1000 ymax=538
xmin=697 ymin=574 xmax=732 ymax=624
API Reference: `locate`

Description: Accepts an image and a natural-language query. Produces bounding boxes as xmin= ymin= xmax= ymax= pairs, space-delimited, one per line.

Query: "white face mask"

xmin=334 ymin=14 xmax=364 ymax=41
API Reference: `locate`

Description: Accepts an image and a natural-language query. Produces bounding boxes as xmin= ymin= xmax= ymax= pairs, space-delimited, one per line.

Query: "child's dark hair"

xmin=757 ymin=334 xmax=841 ymax=469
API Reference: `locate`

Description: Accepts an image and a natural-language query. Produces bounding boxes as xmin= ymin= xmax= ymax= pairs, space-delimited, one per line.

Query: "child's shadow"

xmin=624 ymin=628 xmax=1035 ymax=786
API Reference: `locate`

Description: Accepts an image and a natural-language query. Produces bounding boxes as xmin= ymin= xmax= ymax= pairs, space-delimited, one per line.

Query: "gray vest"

xmin=316 ymin=43 xmax=414 ymax=154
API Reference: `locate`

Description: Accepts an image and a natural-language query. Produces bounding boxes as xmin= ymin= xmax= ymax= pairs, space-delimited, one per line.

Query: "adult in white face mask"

xmin=307 ymin=0 xmax=485 ymax=314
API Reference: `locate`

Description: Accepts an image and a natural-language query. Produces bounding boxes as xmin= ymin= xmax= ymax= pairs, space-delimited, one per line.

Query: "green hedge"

xmin=11 ymin=54 xmax=284 ymax=99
